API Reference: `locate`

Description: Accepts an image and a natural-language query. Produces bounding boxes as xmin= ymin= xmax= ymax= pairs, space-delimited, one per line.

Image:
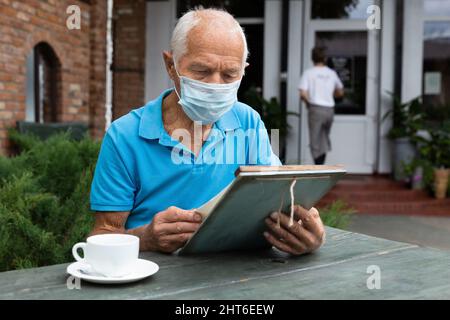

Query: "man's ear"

xmin=241 ymin=62 xmax=249 ymax=76
xmin=162 ymin=51 xmax=175 ymax=80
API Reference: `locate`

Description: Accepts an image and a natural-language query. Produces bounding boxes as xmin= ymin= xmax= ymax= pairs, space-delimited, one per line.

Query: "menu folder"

xmin=178 ymin=165 xmax=346 ymax=255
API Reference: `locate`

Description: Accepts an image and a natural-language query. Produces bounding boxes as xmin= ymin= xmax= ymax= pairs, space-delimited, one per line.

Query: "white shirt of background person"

xmin=298 ymin=52 xmax=344 ymax=108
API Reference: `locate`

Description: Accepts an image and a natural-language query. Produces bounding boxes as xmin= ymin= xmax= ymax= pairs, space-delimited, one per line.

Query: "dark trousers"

xmin=314 ymin=154 xmax=326 ymax=165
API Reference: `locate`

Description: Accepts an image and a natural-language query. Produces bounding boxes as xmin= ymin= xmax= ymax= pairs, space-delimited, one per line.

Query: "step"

xmin=331 ymin=182 xmax=408 ymax=192
xmin=317 ymin=199 xmax=450 ymax=216
xmin=316 ymin=175 xmax=450 ymax=217
xmin=322 ymin=189 xmax=431 ymax=202
xmin=318 ymin=198 xmax=450 ymax=208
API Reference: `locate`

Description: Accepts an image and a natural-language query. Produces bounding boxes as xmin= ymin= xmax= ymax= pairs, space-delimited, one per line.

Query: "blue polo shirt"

xmin=90 ymin=89 xmax=281 ymax=229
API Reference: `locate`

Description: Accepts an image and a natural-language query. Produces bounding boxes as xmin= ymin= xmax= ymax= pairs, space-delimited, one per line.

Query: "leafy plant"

xmin=402 ymin=119 xmax=450 ymax=194
xmin=243 ymin=86 xmax=299 ymax=138
xmin=414 ymin=121 xmax=450 ymax=169
xmin=320 ymin=200 xmax=355 ymax=229
xmin=383 ymin=94 xmax=425 ymax=140
xmin=0 ymin=131 xmax=100 ymax=272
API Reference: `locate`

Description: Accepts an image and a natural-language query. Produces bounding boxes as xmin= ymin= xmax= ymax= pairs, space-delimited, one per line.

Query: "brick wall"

xmin=0 ymin=0 xmax=107 ymax=155
xmin=112 ymin=0 xmax=146 ymax=119
xmin=89 ymin=0 xmax=107 ymax=140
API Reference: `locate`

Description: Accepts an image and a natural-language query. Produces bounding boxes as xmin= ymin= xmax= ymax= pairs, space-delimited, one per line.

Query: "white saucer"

xmin=66 ymin=259 xmax=159 ymax=284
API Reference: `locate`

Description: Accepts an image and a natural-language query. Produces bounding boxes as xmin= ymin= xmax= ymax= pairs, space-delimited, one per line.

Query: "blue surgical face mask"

xmin=172 ymin=64 xmax=242 ymax=124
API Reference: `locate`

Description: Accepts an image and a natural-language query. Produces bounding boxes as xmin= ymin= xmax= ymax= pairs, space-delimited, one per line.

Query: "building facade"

xmin=139 ymin=0 xmax=450 ymax=173
xmin=1 ymin=0 xmax=449 ymax=175
xmin=0 ymin=0 xmax=107 ymax=154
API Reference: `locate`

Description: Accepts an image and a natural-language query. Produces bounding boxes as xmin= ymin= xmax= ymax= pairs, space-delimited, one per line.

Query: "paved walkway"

xmin=347 ymin=214 xmax=450 ymax=251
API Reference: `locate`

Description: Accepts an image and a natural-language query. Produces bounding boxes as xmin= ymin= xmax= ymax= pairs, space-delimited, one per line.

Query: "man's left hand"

xmin=264 ymin=205 xmax=325 ymax=256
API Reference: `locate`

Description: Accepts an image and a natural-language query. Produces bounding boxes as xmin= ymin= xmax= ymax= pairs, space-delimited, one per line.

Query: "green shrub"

xmin=320 ymin=200 xmax=355 ymax=229
xmin=0 ymin=131 xmax=101 ymax=272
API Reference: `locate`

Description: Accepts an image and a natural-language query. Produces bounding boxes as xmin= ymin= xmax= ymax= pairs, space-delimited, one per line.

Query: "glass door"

xmin=301 ymin=0 xmax=379 ymax=173
xmin=315 ymin=31 xmax=368 ymax=115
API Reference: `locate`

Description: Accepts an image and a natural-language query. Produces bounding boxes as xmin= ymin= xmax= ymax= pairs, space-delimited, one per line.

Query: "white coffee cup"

xmin=72 ymin=234 xmax=139 ymax=278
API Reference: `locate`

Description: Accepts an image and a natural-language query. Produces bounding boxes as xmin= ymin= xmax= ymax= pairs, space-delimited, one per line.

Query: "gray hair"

xmin=170 ymin=7 xmax=249 ymax=72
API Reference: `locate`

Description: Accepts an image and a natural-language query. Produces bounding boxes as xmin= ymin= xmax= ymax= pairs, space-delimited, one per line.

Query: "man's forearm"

xmin=334 ymin=88 xmax=344 ymax=98
xmin=90 ymin=211 xmax=157 ymax=252
xmin=91 ymin=222 xmax=156 ymax=252
xmin=125 ymin=224 xmax=157 ymax=252
xmin=299 ymin=90 xmax=310 ymax=105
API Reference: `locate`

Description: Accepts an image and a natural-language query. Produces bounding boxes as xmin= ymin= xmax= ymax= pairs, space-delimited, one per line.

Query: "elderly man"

xmin=90 ymin=8 xmax=325 ymax=256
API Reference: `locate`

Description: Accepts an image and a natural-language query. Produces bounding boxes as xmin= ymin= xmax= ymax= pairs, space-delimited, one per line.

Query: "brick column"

xmin=89 ymin=0 xmax=107 ymax=140
xmin=112 ymin=0 xmax=146 ymax=120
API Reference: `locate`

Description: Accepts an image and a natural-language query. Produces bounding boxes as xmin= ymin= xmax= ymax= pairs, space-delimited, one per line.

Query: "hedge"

xmin=0 ymin=131 xmax=100 ymax=271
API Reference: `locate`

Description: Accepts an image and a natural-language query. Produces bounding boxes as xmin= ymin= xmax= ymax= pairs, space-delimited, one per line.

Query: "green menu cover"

xmin=178 ymin=165 xmax=346 ymax=255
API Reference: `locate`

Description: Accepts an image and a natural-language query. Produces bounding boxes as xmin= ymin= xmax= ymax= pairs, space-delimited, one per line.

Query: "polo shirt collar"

xmin=138 ymin=89 xmax=171 ymax=140
xmin=138 ymin=88 xmax=242 ymax=141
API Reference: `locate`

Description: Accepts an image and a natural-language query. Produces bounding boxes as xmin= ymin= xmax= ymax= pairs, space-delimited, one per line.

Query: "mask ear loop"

xmin=174 ymin=85 xmax=181 ymax=101
xmin=172 ymin=61 xmax=182 ymax=100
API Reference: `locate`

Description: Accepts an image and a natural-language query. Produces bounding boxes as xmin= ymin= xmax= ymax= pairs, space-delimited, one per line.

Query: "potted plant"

xmin=243 ymin=86 xmax=299 ymax=162
xmin=414 ymin=121 xmax=450 ymax=199
xmin=383 ymin=95 xmax=425 ymax=181
xmin=402 ymin=158 xmax=426 ymax=190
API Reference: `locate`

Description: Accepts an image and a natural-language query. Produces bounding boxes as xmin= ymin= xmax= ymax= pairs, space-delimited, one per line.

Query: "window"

xmin=422 ymin=0 xmax=450 ymax=115
xmin=25 ymin=43 xmax=60 ymax=123
xmin=315 ymin=31 xmax=368 ymax=115
xmin=424 ymin=0 xmax=450 ymax=17
xmin=311 ymin=0 xmax=374 ymax=20
xmin=177 ymin=0 xmax=264 ymax=18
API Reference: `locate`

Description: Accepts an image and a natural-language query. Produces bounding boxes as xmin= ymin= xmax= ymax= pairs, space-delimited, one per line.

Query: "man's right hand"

xmin=142 ymin=206 xmax=203 ymax=253
xmin=91 ymin=206 xmax=203 ymax=254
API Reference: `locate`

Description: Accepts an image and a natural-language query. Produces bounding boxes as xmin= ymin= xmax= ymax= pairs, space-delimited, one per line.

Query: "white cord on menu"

xmin=289 ymin=179 xmax=297 ymax=227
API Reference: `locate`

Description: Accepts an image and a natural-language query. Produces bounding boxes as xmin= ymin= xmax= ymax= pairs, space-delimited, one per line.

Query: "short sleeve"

xmin=90 ymin=131 xmax=136 ymax=212
xmin=298 ymin=72 xmax=308 ymax=91
xmin=334 ymin=71 xmax=344 ymax=90
xmin=269 ymin=152 xmax=282 ymax=166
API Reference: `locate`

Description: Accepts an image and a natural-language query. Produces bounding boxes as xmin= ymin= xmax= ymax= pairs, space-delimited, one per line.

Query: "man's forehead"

xmin=184 ymin=23 xmax=244 ymax=62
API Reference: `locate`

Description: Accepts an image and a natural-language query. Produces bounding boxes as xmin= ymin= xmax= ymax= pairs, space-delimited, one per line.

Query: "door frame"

xmin=299 ymin=0 xmax=380 ymax=173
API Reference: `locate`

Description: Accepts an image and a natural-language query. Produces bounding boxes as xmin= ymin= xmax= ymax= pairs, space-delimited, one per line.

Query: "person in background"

xmin=299 ymin=47 xmax=344 ymax=165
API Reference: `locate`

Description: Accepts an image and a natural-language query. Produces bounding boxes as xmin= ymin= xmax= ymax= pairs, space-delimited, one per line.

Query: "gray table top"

xmin=1 ymin=227 xmax=450 ymax=300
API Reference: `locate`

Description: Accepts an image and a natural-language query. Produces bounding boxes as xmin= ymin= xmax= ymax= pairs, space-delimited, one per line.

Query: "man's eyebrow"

xmin=225 ymin=67 xmax=241 ymax=73
xmin=189 ymin=62 xmax=212 ymax=69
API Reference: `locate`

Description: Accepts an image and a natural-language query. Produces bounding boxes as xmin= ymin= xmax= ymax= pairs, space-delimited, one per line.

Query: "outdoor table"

xmin=1 ymin=227 xmax=450 ymax=299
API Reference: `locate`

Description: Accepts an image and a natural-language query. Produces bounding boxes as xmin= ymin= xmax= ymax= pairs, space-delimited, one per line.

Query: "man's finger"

xmin=159 ymin=221 xmax=201 ymax=235
xmin=159 ymin=206 xmax=203 ymax=223
xmin=263 ymin=232 xmax=301 ymax=255
xmin=269 ymin=212 xmax=317 ymax=248
xmin=294 ymin=206 xmax=324 ymax=236
xmin=160 ymin=232 xmax=193 ymax=246
xmin=265 ymin=217 xmax=308 ymax=253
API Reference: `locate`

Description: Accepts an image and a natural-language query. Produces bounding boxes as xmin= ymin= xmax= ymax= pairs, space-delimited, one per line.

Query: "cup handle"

xmin=72 ymin=242 xmax=86 ymax=262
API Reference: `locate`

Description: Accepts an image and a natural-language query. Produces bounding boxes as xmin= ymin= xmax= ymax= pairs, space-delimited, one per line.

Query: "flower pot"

xmin=393 ymin=138 xmax=416 ymax=181
xmin=434 ymin=168 xmax=449 ymax=199
xmin=411 ymin=166 xmax=424 ymax=190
